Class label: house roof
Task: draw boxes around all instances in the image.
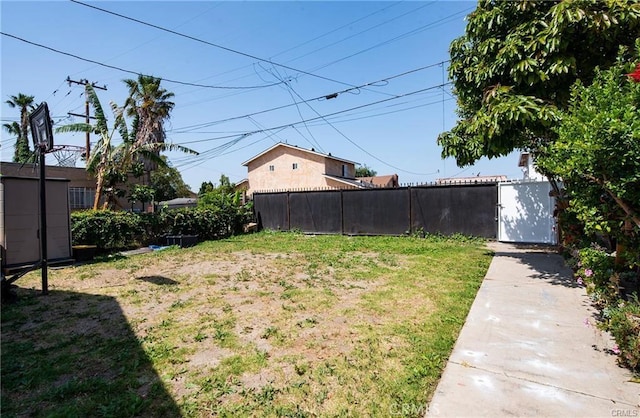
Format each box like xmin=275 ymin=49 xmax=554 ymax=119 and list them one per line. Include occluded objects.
xmin=356 ymin=174 xmax=398 ymax=187
xmin=323 ymin=174 xmax=376 ymax=189
xmin=158 ymin=198 xmax=198 ymax=206
xmin=241 ymin=142 xmax=359 ymax=166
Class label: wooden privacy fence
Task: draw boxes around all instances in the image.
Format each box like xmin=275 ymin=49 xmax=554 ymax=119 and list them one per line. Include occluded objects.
xmin=253 ymin=183 xmax=498 ymax=238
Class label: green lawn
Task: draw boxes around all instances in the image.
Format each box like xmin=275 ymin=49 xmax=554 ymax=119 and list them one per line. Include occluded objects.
xmin=1 ymin=232 xmax=492 ymax=417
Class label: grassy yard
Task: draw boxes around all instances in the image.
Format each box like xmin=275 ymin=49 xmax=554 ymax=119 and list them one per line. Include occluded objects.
xmin=1 ymin=232 xmax=492 ymax=417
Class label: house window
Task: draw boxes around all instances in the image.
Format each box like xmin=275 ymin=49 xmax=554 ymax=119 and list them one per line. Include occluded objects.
xmin=269 ymin=165 xmax=275 ymax=172
xmin=292 ymin=163 xmax=298 ymax=170
xmin=69 ymin=187 xmax=95 ymax=209
xmin=342 ymin=164 xmax=348 ymax=177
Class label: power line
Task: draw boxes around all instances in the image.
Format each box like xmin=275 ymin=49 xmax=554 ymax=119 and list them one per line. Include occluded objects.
xmin=0 ymin=31 xmax=287 ymax=90
xmin=272 ymin=1 xmax=405 ymax=61
xmin=309 ymin=8 xmax=471 ymax=74
xmin=170 ymin=1 xmax=406 ymax=100
xmin=284 ymin=2 xmax=437 ymax=68
xmin=170 ymin=61 xmax=448 ymax=133
xmin=268 ymin=64 xmax=436 ymax=176
xmin=70 ymin=0 xmax=362 ymax=89
xmin=176 ymin=82 xmax=451 ymax=146
xmin=172 ymin=96 xmax=450 ymax=176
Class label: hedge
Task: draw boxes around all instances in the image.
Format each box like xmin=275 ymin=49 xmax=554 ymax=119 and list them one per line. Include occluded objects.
xmin=71 ymin=204 xmax=253 ymax=250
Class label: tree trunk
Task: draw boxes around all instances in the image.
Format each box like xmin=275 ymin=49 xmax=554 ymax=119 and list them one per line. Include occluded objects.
xmin=93 ymin=171 xmax=105 ymax=210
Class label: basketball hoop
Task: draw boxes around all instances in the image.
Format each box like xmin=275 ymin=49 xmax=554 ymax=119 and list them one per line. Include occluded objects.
xmin=50 ymin=145 xmax=85 ymax=167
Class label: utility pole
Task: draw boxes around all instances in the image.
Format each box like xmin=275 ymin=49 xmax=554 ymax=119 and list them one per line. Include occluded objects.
xmin=66 ymin=77 xmax=106 ymax=161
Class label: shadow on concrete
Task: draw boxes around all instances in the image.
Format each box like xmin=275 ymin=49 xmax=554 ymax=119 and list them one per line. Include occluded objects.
xmin=492 ymin=247 xmax=580 ymax=289
xmin=1 ymin=287 xmax=181 ymax=417
xmin=136 ymin=275 xmax=179 ymax=286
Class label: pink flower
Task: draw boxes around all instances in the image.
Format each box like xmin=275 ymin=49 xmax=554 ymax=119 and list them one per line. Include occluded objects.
xmin=577 ymin=277 xmax=584 ymax=285
xmin=584 ymin=269 xmax=593 ymax=277
xmin=612 ymin=344 xmax=621 ymax=355
xmin=583 ymin=318 xmax=591 ymax=327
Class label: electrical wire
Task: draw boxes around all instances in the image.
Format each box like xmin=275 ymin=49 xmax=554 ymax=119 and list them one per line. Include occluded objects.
xmin=176 ymin=82 xmax=451 ymax=146
xmin=170 ymin=61 xmax=448 ymax=133
xmin=70 ymin=0 xmax=365 ymax=89
xmin=0 ymin=31 xmax=288 ymax=90
xmin=268 ymin=64 xmax=438 ymax=176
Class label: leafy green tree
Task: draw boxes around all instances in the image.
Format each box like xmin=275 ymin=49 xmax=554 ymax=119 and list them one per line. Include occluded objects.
xmin=198 ymin=181 xmax=215 ymax=196
xmin=537 ymin=54 xmax=640 ymax=242
xmin=355 ymin=164 xmax=377 ymax=177
xmin=438 ymin=1 xmax=640 ymax=168
xmin=198 ymin=174 xmax=237 ymax=207
xmin=123 ymin=74 xmax=175 ymax=183
xmin=5 ymin=93 xmax=35 ymax=163
xmin=149 ymin=157 xmax=192 ymax=201
xmin=128 ymin=184 xmax=156 ymax=210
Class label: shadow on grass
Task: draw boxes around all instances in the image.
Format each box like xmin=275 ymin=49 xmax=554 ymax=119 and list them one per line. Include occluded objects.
xmin=136 ymin=275 xmax=179 ymax=286
xmin=1 ymin=287 xmax=181 ymax=417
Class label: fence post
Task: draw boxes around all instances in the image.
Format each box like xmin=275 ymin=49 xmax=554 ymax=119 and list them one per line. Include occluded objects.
xmin=286 ymin=191 xmax=291 ymax=231
xmin=340 ymin=188 xmax=345 ymax=236
xmin=408 ymin=185 xmax=412 ymax=235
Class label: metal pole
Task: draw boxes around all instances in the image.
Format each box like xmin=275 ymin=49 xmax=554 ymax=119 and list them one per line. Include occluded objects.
xmin=85 ymin=86 xmax=91 ymax=159
xmin=39 ymin=145 xmax=48 ymax=295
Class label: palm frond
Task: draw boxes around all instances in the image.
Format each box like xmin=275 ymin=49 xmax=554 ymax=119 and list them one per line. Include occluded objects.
xmin=3 ymin=121 xmax=21 ymax=136
xmin=55 ymin=123 xmax=93 ymax=134
xmin=85 ymin=85 xmax=108 ymax=133
xmin=137 ymin=142 xmax=198 ymax=155
xmin=110 ymin=101 xmax=129 ymax=143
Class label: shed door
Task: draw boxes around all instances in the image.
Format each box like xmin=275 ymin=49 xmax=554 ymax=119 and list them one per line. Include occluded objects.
xmin=498 ymin=181 xmax=557 ymax=244
xmin=1 ymin=178 xmax=40 ymax=266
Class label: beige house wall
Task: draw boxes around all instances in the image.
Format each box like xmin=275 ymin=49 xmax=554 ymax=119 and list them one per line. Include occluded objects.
xmin=325 ymin=158 xmax=355 ymax=178
xmin=246 ymin=146 xmax=355 ymax=194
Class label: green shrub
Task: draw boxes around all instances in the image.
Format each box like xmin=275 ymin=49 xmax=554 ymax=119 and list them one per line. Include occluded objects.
xmin=604 ymin=296 xmax=640 ymax=372
xmin=71 ymin=210 xmax=143 ymax=250
xmin=576 ymin=246 xmax=617 ymax=306
xmin=71 ymin=202 xmax=254 ymax=250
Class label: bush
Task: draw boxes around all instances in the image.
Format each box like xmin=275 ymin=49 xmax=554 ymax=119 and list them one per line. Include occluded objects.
xmin=71 ymin=202 xmax=254 ymax=250
xmin=71 ymin=210 xmax=143 ymax=250
xmin=566 ymin=242 xmax=639 ymax=376
xmin=576 ymin=246 xmax=617 ymax=306
xmin=604 ymin=296 xmax=640 ymax=372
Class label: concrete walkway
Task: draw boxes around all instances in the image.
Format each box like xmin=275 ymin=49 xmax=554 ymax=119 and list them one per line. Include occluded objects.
xmin=427 ymin=242 xmax=639 ymax=417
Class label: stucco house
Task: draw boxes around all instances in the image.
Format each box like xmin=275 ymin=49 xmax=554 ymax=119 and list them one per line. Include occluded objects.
xmin=240 ymin=143 xmax=371 ymax=195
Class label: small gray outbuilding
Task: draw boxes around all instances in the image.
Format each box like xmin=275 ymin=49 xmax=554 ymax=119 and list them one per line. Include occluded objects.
xmin=0 ymin=176 xmax=73 ymax=273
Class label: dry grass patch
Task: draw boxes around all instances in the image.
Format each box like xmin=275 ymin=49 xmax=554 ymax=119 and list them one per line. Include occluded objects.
xmin=2 ymin=232 xmax=491 ymax=417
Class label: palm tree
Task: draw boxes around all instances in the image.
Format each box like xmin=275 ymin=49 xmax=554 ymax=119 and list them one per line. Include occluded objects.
xmin=123 ymin=75 xmax=175 ymax=184
xmin=56 ymin=84 xmax=196 ymax=210
xmin=5 ymin=93 xmax=35 ymax=163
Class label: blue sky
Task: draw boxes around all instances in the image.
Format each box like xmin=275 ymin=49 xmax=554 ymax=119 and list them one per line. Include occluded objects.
xmin=1 ymin=1 xmax=524 ymax=191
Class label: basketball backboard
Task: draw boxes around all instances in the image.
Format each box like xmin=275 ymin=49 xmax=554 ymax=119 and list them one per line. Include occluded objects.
xmin=29 ymin=102 xmax=54 ymax=151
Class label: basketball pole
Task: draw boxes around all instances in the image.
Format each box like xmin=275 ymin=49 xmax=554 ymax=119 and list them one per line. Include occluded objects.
xmin=39 ymin=143 xmax=48 ymax=295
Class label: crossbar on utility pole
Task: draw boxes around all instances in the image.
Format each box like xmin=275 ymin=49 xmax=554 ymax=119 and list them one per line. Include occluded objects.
xmin=66 ymin=77 xmax=106 ymax=160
